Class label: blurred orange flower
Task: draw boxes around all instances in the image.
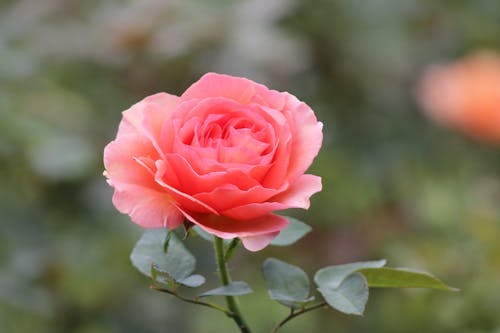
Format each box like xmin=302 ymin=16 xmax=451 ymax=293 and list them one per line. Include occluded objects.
xmin=418 ymin=51 xmax=500 ymax=143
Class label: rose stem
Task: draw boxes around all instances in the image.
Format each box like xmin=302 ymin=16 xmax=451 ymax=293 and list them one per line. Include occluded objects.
xmin=214 ymin=236 xmax=252 ymax=333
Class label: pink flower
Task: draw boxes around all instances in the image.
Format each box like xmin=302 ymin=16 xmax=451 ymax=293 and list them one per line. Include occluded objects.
xmin=418 ymin=51 xmax=500 ymax=144
xmin=104 ymin=73 xmax=323 ymax=251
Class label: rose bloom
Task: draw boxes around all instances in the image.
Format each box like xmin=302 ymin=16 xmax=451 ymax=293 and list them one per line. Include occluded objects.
xmin=104 ymin=73 xmax=323 ymax=251
xmin=418 ymin=51 xmax=500 ymax=143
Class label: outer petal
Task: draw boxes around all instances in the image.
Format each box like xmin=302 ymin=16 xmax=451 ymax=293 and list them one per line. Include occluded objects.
xmin=222 ymin=174 xmax=322 ymax=220
xmin=181 ymin=73 xmax=258 ymax=104
xmin=283 ymin=93 xmax=323 ymax=182
xmin=118 ymin=92 xmax=179 ymax=139
xmin=180 ymin=210 xmax=288 ymax=241
xmin=240 ymin=231 xmax=281 ymax=252
xmin=181 ymin=73 xmax=288 ymax=110
xmin=269 ymin=174 xmax=322 ymax=209
xmin=103 ymin=134 xmax=159 ymax=190
xmin=112 ymin=184 xmax=183 ymax=229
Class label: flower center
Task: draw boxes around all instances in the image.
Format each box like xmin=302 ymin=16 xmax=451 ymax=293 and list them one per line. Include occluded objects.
xmin=193 ymin=114 xmax=270 ymax=164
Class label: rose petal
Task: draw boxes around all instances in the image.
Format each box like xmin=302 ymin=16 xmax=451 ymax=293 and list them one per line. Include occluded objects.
xmin=179 ymin=210 xmax=288 ymax=240
xmin=140 ymin=96 xmax=179 ymax=158
xmin=181 ymin=73 xmax=258 ymax=104
xmin=181 ymin=72 xmax=288 ymax=111
xmin=164 ymin=153 xmax=260 ymax=193
xmin=222 ymin=174 xmax=322 ymax=220
xmin=154 ymin=160 xmax=220 ymax=215
xmin=240 ymin=231 xmax=281 ymax=251
xmin=119 ymin=93 xmax=179 ymax=138
xmin=194 ymin=183 xmax=280 ymax=212
xmin=283 ymin=93 xmax=323 ymax=182
xmin=270 ymin=174 xmax=322 ymax=209
xmin=112 ymin=184 xmax=183 ymax=229
xmin=222 ymin=202 xmax=285 ymax=220
xmin=260 ymin=129 xmax=292 ymax=188
xmin=103 ymin=134 xmax=160 ymax=190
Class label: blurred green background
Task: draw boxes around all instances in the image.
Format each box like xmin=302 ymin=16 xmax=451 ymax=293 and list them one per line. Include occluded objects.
xmin=2 ymin=0 xmax=500 ymax=332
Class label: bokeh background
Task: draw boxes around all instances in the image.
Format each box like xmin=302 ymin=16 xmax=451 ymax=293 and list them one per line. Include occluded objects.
xmin=2 ymin=0 xmax=500 ymax=332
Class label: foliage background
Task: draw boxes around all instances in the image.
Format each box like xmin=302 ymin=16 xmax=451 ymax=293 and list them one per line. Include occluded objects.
xmin=2 ymin=0 xmax=500 ymax=332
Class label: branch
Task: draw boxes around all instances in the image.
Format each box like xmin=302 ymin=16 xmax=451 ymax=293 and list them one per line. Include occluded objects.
xmin=150 ymin=285 xmax=232 ymax=316
xmin=271 ymin=302 xmax=328 ymax=333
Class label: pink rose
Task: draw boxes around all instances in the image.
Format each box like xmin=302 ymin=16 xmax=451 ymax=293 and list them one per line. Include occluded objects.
xmin=103 ymin=73 xmax=323 ymax=251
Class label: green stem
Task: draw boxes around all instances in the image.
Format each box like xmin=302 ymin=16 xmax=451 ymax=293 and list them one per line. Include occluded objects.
xmin=271 ymin=302 xmax=327 ymax=333
xmin=214 ymin=237 xmax=252 ymax=333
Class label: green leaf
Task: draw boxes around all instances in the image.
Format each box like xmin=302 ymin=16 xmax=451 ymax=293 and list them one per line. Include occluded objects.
xmin=359 ymin=267 xmax=459 ymax=291
xmin=271 ymin=217 xmax=312 ymax=246
xmin=192 ymin=225 xmax=214 ymax=242
xmin=151 ymin=264 xmax=179 ymax=290
xmin=262 ymin=258 xmax=313 ymax=307
xmin=152 ymin=266 xmax=205 ymax=288
xmin=318 ymin=273 xmax=368 ymax=316
xmin=224 ymin=238 xmax=240 ymax=262
xmin=314 ymin=259 xmax=386 ymax=290
xmin=130 ymin=229 xmax=196 ymax=282
xmin=200 ymin=281 xmax=253 ymax=297
xmin=177 ymin=274 xmax=206 ymax=288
